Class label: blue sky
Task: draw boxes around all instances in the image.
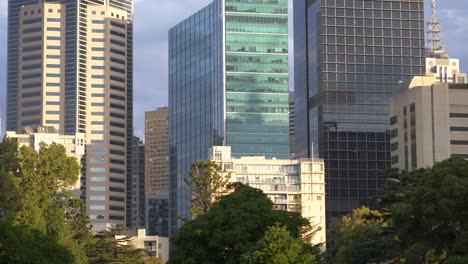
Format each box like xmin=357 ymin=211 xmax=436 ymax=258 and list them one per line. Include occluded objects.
xmin=1 ymin=0 xmax=468 ymax=138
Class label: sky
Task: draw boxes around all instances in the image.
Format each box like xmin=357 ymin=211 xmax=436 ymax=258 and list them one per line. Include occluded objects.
xmin=1 ymin=0 xmax=468 ymax=138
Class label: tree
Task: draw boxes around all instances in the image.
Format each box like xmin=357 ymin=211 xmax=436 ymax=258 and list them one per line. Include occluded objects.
xmin=329 ymin=158 xmax=468 ymax=263
xmin=241 ymin=223 xmax=318 ymax=264
xmin=170 ymin=183 xmax=315 ymax=264
xmin=184 ymin=160 xmax=229 ymax=217
xmin=328 ymin=207 xmax=401 ymax=264
xmin=86 ymin=228 xmax=149 ymax=264
xmin=0 ymin=140 xmax=87 ymax=263
xmin=387 ymin=158 xmax=468 ymax=263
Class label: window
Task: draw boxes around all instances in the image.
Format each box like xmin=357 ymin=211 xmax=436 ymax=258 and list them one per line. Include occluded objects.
xmin=46 ymin=110 xmax=60 ymax=115
xmin=46 ymin=64 xmax=61 ymax=68
xmin=91 ymin=130 xmax=105 ymax=135
xmin=92 ymin=38 xmax=106 ymax=42
xmin=22 ymin=101 xmax=41 ymax=107
xmin=22 ymin=73 xmax=41 ymax=79
xmin=46 ymin=82 xmax=60 ymax=86
xmin=46 ymin=101 xmax=60 ymax=105
xmin=46 ymin=18 xmax=61 ymax=22
xmin=46 ymin=54 xmax=60 ymax=59
xmin=90 ymin=167 xmax=106 ymax=173
xmin=90 ymin=149 xmax=106 ymax=154
xmin=92 ymin=19 xmax=106 ymax=24
xmin=91 ymin=94 xmax=105 ymax=98
xmin=92 ymin=29 xmax=106 ymax=33
xmin=92 ymin=47 xmax=106 ymax=52
xmin=23 ymin=27 xmax=42 ymax=34
xmin=23 ymin=54 xmax=42 ymax=61
xmin=111 ymin=21 xmax=125 ymax=29
xmin=46 ymin=45 xmax=61 ymax=50
xmin=90 ymin=186 xmax=106 ymax=191
xmin=23 ymin=82 xmax=41 ymax=89
xmin=22 ymin=45 xmax=41 ymax=52
xmin=90 ymin=205 xmax=105 ymax=210
xmin=22 ymin=64 xmax=41 ymax=70
xmin=91 ymin=102 xmax=105 ymax=107
xmin=91 ymin=83 xmax=105 ymax=88
xmin=92 ymin=121 xmax=105 ymax=125
xmin=91 ymin=140 xmax=105 ymax=144
xmin=23 ymin=36 xmax=42 ymax=43
xmin=317 ymin=196 xmax=322 ymax=201
xmin=48 ymin=9 xmax=53 ymax=13
xmin=23 ymin=17 xmax=42 ymax=25
xmin=89 ymin=215 xmax=105 ymax=220
xmin=22 ymin=92 xmax=41 ymax=98
xmin=46 ymin=73 xmax=60 ymax=78
xmin=92 ymin=56 xmax=105 ymax=61
xmin=46 ymin=120 xmax=60 ymax=124
xmin=90 ymin=177 xmax=106 ymax=182
xmin=46 ymin=27 xmax=61 ymax=31
xmin=90 ymin=158 xmax=106 ymax=163
xmin=90 ymin=196 xmax=105 ymax=201
xmin=92 ymin=75 xmax=106 ymax=79
xmin=45 ymin=92 xmax=60 ymax=96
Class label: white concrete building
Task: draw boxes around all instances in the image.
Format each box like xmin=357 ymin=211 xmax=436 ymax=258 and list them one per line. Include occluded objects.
xmin=425 ymin=57 xmax=466 ymax=84
xmin=209 ymin=146 xmax=326 ymax=246
xmin=390 ymin=76 xmax=468 ymax=170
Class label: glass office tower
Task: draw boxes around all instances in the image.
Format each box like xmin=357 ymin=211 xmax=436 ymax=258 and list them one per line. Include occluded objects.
xmin=293 ymin=0 xmax=424 ymax=223
xmin=169 ymin=0 xmax=289 ymax=235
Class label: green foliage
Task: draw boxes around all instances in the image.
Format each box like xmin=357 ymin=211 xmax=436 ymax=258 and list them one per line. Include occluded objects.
xmin=241 ymin=223 xmax=318 ymax=264
xmin=86 ymin=228 xmax=148 ymax=264
xmin=170 ymin=183 xmax=314 ymax=264
xmin=0 ymin=140 xmax=86 ymax=263
xmin=184 ymin=160 xmax=229 ymax=217
xmin=329 ymin=207 xmax=401 ymax=264
xmin=329 ymin=157 xmax=468 ymax=263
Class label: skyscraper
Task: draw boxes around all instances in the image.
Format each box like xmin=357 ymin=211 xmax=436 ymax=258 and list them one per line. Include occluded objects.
xmin=293 ymin=0 xmax=425 ymax=222
xmin=169 ymin=0 xmax=289 ymax=235
xmin=7 ymin=0 xmax=133 ymax=230
xmin=145 ymin=107 xmax=169 ymax=236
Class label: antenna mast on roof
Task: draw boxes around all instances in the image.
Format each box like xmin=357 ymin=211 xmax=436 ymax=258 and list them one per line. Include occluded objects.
xmin=426 ymin=0 xmax=448 ymax=59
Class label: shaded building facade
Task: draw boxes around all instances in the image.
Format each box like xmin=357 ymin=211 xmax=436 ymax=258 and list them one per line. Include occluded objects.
xmin=169 ymin=0 xmax=289 ymax=235
xmin=145 ymin=108 xmax=169 ymax=236
xmin=293 ymin=0 xmax=425 ymax=222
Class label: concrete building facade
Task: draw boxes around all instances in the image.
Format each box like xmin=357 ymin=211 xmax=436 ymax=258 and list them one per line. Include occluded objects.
xmin=425 ymin=58 xmax=466 ymax=84
xmin=117 ymin=229 xmax=169 ymax=262
xmin=7 ymin=0 xmax=134 ymax=230
xmin=209 ymin=146 xmax=326 ymax=246
xmin=390 ymin=76 xmax=468 ymax=170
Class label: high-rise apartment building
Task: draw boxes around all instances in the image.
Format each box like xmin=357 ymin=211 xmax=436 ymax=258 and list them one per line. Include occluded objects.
xmin=293 ymin=0 xmax=425 ymax=222
xmin=169 ymin=0 xmax=289 ymax=234
xmin=7 ymin=0 xmax=133 ymax=230
xmin=390 ymin=76 xmax=468 ymax=170
xmin=145 ymin=108 xmax=169 ymax=236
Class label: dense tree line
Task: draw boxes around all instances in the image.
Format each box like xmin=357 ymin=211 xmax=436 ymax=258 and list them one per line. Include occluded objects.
xmin=328 ymin=158 xmax=468 ymax=264
xmin=0 ymin=138 xmax=157 ymax=263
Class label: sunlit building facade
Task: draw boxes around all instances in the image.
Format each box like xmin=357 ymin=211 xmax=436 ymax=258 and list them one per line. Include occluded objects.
xmin=7 ymin=0 xmax=134 ymax=230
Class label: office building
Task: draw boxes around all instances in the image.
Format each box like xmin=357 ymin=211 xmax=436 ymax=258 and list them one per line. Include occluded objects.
xmin=293 ymin=0 xmax=425 ymax=222
xmin=209 ymin=146 xmax=326 ymax=246
xmin=390 ymin=76 xmax=468 ymax=170
xmin=7 ymin=0 xmax=134 ymax=230
xmin=169 ymin=0 xmax=289 ymax=234
xmin=145 ymin=108 xmax=169 ymax=236
xmin=128 ymin=136 xmax=145 ymax=230
xmin=5 ymin=128 xmax=85 ymax=197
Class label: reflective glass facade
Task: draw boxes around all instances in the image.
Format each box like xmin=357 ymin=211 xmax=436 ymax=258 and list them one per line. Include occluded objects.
xmin=293 ymin=0 xmax=424 ymax=224
xmin=169 ymin=0 xmax=289 ymax=235
xmin=225 ymin=0 xmax=290 ymax=158
xmin=169 ymin=1 xmax=224 ymax=235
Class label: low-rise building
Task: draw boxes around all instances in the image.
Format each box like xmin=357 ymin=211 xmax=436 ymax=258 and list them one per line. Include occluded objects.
xmin=209 ymin=146 xmax=326 ymax=246
xmin=6 ymin=128 xmax=85 ymax=196
xmin=117 ymin=229 xmax=169 ymax=262
xmin=390 ymin=76 xmax=468 ymax=170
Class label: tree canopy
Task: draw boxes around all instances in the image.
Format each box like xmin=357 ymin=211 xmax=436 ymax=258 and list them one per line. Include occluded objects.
xmin=170 ymin=182 xmax=316 ymax=264
xmin=329 ymin=157 xmax=468 ymax=264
